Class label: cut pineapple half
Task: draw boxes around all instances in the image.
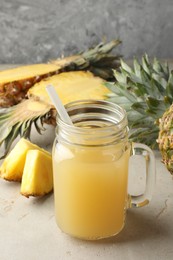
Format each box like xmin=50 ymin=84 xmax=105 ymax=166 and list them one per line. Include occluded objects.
xmin=0 ymin=138 xmax=49 ymax=181
xmin=0 ymin=40 xmax=121 ymax=108
xmin=21 ymin=149 xmax=53 ymax=197
xmin=0 ymin=71 xmax=111 ymax=159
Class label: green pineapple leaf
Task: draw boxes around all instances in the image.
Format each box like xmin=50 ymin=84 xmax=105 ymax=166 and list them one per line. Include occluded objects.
xmin=106 ymin=55 xmax=172 ymax=148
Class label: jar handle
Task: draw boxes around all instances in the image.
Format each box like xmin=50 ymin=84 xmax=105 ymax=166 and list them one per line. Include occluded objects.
xmin=128 ymin=142 xmax=156 ymax=208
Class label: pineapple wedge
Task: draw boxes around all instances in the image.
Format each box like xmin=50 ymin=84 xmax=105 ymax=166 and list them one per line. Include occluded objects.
xmin=21 ymin=149 xmax=53 ymax=197
xmin=0 ymin=138 xmax=48 ymax=181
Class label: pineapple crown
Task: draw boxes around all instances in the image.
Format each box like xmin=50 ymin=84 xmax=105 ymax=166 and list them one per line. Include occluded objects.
xmin=106 ymin=54 xmax=173 ymax=148
xmin=60 ymin=39 xmax=122 ymax=80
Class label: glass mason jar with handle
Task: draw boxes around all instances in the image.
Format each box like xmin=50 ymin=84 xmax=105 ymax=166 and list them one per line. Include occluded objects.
xmin=52 ymin=100 xmax=155 ymax=240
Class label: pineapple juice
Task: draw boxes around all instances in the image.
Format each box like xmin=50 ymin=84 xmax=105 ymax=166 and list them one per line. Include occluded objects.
xmin=53 ymin=128 xmax=131 ymax=240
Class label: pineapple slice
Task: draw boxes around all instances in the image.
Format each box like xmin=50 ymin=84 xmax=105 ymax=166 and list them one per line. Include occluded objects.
xmin=0 ymin=138 xmax=48 ymax=181
xmin=21 ymin=149 xmax=53 ymax=197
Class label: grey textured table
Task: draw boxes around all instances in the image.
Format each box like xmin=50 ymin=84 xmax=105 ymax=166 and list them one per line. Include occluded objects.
xmin=0 ymin=65 xmax=173 ymax=260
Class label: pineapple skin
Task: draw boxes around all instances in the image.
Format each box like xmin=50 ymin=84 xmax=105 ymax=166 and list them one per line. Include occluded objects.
xmin=20 ymin=149 xmax=53 ymax=197
xmin=0 ymin=138 xmax=47 ymax=181
xmin=158 ymin=104 xmax=173 ymax=175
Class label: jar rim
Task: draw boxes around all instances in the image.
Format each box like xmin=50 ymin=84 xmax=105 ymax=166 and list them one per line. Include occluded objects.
xmin=56 ymin=99 xmax=128 ymax=136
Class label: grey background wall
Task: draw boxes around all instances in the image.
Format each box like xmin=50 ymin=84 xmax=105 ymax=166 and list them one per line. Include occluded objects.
xmin=0 ymin=0 xmax=173 ymax=64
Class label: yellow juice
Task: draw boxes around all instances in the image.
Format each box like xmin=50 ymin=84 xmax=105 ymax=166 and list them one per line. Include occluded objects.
xmin=53 ymin=143 xmax=130 ymax=240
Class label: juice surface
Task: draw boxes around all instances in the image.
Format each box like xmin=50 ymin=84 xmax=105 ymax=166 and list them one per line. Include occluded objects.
xmin=53 ymin=142 xmax=130 ymax=240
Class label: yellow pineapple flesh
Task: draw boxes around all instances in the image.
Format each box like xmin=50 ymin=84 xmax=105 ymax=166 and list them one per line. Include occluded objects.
xmin=0 ymin=138 xmax=49 ymax=181
xmin=0 ymin=64 xmax=61 ymax=85
xmin=20 ymin=149 xmax=53 ymax=197
xmin=28 ymin=71 xmax=110 ymax=105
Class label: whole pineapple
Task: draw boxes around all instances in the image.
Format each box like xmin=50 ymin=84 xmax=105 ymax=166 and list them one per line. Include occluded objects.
xmin=158 ymin=104 xmax=173 ymax=174
xmin=106 ymin=55 xmax=173 ymax=174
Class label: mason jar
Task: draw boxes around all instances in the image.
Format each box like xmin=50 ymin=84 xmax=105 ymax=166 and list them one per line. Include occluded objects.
xmin=52 ymin=100 xmax=155 ymax=240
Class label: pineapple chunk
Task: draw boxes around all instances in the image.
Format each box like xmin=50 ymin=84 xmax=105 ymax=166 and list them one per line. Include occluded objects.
xmin=0 ymin=138 xmax=48 ymax=181
xmin=21 ymin=149 xmax=53 ymax=197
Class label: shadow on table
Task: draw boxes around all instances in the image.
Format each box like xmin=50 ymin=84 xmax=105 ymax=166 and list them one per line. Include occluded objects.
xmin=69 ymin=209 xmax=167 ymax=245
xmin=26 ymin=194 xmax=168 ymax=245
xmin=108 ymin=210 xmax=163 ymax=243
xmin=30 ymin=192 xmax=53 ymax=205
